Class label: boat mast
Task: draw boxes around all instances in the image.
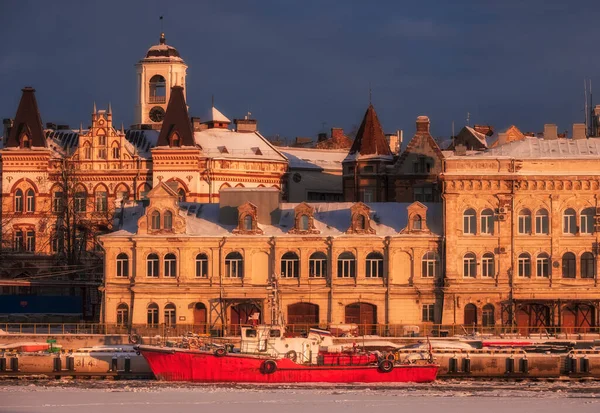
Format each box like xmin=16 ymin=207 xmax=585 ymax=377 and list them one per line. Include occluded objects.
xmin=268 ymin=272 xmax=284 ymax=326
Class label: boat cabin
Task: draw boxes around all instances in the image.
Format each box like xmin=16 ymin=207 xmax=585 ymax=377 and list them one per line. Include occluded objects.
xmin=239 ymin=325 xmax=322 ymax=364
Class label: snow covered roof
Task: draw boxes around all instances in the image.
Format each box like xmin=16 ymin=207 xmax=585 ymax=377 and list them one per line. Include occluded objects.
xmin=469 ymin=136 xmax=600 ymax=159
xmin=280 ymin=147 xmax=346 ymax=171
xmin=110 ymin=201 xmax=442 ymax=237
xmin=125 ymin=129 xmax=159 ymax=157
xmin=193 ymin=129 xmax=287 ymax=162
xmin=464 ymin=126 xmax=488 ymax=147
xmin=141 ymin=33 xmax=184 ymax=63
xmin=203 ymin=106 xmax=231 ymax=123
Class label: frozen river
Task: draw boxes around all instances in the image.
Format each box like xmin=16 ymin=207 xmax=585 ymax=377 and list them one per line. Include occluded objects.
xmin=1 ymin=380 xmax=599 ymax=413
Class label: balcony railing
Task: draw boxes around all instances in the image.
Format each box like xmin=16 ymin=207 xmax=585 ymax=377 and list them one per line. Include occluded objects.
xmin=148 ymin=96 xmax=166 ymax=104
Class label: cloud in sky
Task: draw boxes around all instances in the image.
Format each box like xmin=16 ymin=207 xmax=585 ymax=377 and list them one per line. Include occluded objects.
xmin=1 ymin=0 xmax=599 ymax=140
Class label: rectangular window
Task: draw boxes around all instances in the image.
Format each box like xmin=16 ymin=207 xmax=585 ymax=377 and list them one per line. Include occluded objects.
xmin=337 ymin=260 xmax=355 ymax=278
xmin=422 ymin=304 xmax=435 ymax=322
xmin=581 ymin=215 xmax=594 ymax=234
xmin=563 ymin=213 xmax=577 ymax=234
xmin=482 ymin=256 xmax=494 ymax=278
xmin=147 ymin=308 xmax=158 ymax=326
xmin=25 ymin=231 xmax=35 ymax=252
xmin=309 ymin=258 xmax=327 ymax=278
xmin=535 ymin=214 xmax=549 ymax=234
xmin=52 ymin=192 xmax=64 ymax=213
xmin=480 ymin=215 xmax=494 ymax=235
xmin=518 ymin=215 xmax=531 ymax=234
xmin=362 ymin=189 xmax=373 ymax=203
xmin=14 ymin=231 xmax=23 ymax=252
xmin=95 ymin=191 xmax=108 ymax=212
xmin=366 ymin=259 xmax=383 ymax=278
xmin=196 ymin=259 xmax=208 ymax=278
xmin=147 ymin=260 xmax=159 ymax=278
xmin=75 ymin=192 xmax=86 ymax=213
xmin=226 ymin=259 xmax=243 ymax=278
xmin=536 ymin=257 xmax=549 ymax=278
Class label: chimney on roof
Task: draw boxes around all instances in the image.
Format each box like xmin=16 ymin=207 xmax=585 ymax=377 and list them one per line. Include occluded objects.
xmin=191 ymin=117 xmax=202 ymax=132
xmin=330 ymin=128 xmax=344 ymax=141
xmin=416 ymin=116 xmax=430 ymax=133
xmin=473 ymin=124 xmax=494 ymax=136
xmin=455 ymin=144 xmax=467 ymax=156
xmin=572 ymin=123 xmax=587 ymax=140
xmin=317 ymin=132 xmax=328 ymax=142
xmin=386 ymin=130 xmax=402 ymax=154
xmin=3 ymin=118 xmax=13 ymax=139
xmin=544 ymin=124 xmax=558 ymax=140
xmin=497 ymin=132 xmax=508 ymax=146
xmin=234 ymin=117 xmax=258 ymax=133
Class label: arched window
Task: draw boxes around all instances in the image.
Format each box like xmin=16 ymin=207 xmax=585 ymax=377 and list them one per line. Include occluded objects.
xmin=14 ymin=189 xmax=23 ymax=212
xmin=281 ymin=252 xmax=299 ymax=278
xmin=146 ymin=253 xmax=159 ymax=277
xmin=463 ymin=252 xmax=476 ymax=278
xmin=366 ymin=252 xmax=384 ymax=278
xmin=151 ymin=211 xmax=160 ymax=230
xmin=95 ymin=190 xmax=107 ymax=212
xmin=116 ymin=303 xmax=129 ymax=327
xmin=463 ymin=208 xmax=476 ymax=234
xmin=25 ymin=231 xmax=35 ymax=252
xmin=196 ymin=253 xmax=208 ymax=278
xmin=116 ymin=253 xmax=129 ymax=278
xmin=25 ymin=189 xmax=35 ymax=212
xmin=357 ymin=215 xmax=366 ymax=230
xmin=412 ymin=215 xmax=423 ymax=231
xmin=83 ymin=143 xmax=91 ymax=160
xmin=177 ymin=188 xmax=186 ymax=203
xmin=581 ymin=252 xmax=595 ymax=279
xmin=163 ymin=211 xmax=173 ymax=230
xmin=480 ymin=209 xmax=494 ymax=235
xmin=563 ymin=208 xmax=577 ymax=234
xmin=164 ymin=303 xmax=176 ymax=327
xmin=243 ymin=215 xmax=253 ymax=231
xmin=536 ymin=253 xmax=550 ymax=278
xmin=580 ymin=208 xmax=595 ymax=234
xmin=170 ymin=132 xmax=180 ymax=147
xmin=14 ymin=230 xmax=24 ymax=252
xmin=52 ymin=189 xmax=64 ymax=213
xmin=518 ymin=209 xmax=532 ymax=234
xmin=164 ymin=253 xmax=177 ymax=278
xmin=74 ymin=190 xmax=87 ymax=213
xmin=518 ymin=253 xmax=531 ymax=277
xmin=21 ymin=135 xmax=30 ymax=148
xmin=482 ymin=252 xmax=495 ymax=278
xmin=112 ymin=145 xmax=120 ymax=159
xmin=147 ymin=303 xmax=159 ymax=326
xmin=337 ymin=252 xmax=356 ymax=278
xmin=421 ymin=251 xmax=439 ymax=278
xmin=149 ymin=75 xmax=166 ymax=102
xmin=299 ymin=215 xmax=309 ymax=231
xmin=562 ymin=252 xmax=576 ymax=278
xmin=482 ymin=304 xmax=495 ymax=327
xmin=225 ymin=252 xmax=243 ymax=278
xmin=309 ymin=252 xmax=327 ymax=278
xmin=535 ymin=209 xmax=549 ymax=234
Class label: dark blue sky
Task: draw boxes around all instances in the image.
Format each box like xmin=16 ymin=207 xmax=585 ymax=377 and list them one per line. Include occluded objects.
xmin=1 ymin=0 xmax=598 ymax=140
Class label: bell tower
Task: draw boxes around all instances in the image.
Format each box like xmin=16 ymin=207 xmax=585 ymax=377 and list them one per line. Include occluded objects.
xmin=134 ymin=32 xmax=187 ymax=129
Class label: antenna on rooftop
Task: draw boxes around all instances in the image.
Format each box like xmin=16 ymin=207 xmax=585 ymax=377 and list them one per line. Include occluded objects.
xmin=585 ymin=78 xmax=589 ymax=132
xmin=452 ymin=121 xmax=455 ymax=147
xmin=466 ymin=112 xmax=470 ymax=127
xmin=590 ymin=79 xmax=593 ymax=136
xmin=211 ymin=95 xmax=214 ymax=108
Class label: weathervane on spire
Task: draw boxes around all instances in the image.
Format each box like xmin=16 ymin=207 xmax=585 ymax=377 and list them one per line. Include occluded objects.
xmin=159 ymin=16 xmax=165 ymax=44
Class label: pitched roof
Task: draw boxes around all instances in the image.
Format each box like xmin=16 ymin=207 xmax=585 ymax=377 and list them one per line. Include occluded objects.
xmin=395 ymin=116 xmax=444 ymax=168
xmin=5 ymin=87 xmax=47 ymax=148
xmin=490 ymin=125 xmax=525 ymax=148
xmin=346 ymin=104 xmax=392 ymax=159
xmin=156 ymin=86 xmax=195 ymax=147
xmin=203 ymin=106 xmax=231 ymax=124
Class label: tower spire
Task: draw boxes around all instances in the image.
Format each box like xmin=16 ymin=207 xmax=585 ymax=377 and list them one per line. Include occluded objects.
xmin=93 ymin=101 xmax=97 ymax=114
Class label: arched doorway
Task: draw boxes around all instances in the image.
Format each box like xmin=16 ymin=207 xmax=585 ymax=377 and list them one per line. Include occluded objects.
xmin=516 ymin=303 xmax=550 ymax=335
xmin=562 ymin=303 xmax=595 ymax=334
xmin=464 ymin=304 xmax=478 ymax=332
xmin=193 ymin=302 xmax=207 ymax=334
xmin=287 ymin=303 xmax=319 ymax=334
xmin=345 ymin=303 xmax=377 ymax=335
xmin=230 ymin=302 xmax=261 ymax=336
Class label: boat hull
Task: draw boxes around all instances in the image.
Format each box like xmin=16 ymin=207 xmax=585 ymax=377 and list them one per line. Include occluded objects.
xmin=138 ymin=347 xmax=438 ymax=383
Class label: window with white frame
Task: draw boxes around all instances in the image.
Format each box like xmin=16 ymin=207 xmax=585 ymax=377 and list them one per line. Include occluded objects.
xmin=580 ymin=208 xmax=595 ymax=234
xmin=52 ymin=191 xmax=64 ymax=213
xmin=309 ymin=252 xmax=327 ymax=278
xmin=164 ymin=253 xmax=177 ymax=278
xmin=14 ymin=230 xmax=24 ymax=252
xmin=146 ymin=253 xmax=159 ymax=277
xmin=535 ymin=209 xmax=549 ymax=234
xmin=95 ymin=191 xmax=107 ymax=212
xmin=480 ymin=209 xmax=494 ymax=235
xmin=74 ymin=191 xmax=87 ymax=213
xmin=337 ymin=252 xmax=356 ymax=278
xmin=536 ymin=253 xmax=550 ymax=278
xmin=422 ymin=304 xmax=435 ymax=322
xmin=25 ymin=231 xmax=35 ymax=252
xmin=366 ymin=252 xmax=384 ymax=278
xmin=164 ymin=303 xmax=176 ymax=327
xmin=518 ymin=253 xmax=531 ymax=277
xmin=562 ymin=252 xmax=576 ymax=278
xmin=14 ymin=189 xmax=23 ymax=213
xmin=581 ymin=252 xmax=595 ymax=279
xmin=116 ymin=253 xmax=129 ymax=278
xmin=195 ymin=253 xmax=208 ymax=278
xmin=463 ymin=209 xmax=476 ymax=234
xmin=362 ymin=189 xmax=373 ymax=203
xmin=518 ymin=209 xmax=532 ymax=234
xmin=421 ymin=251 xmax=439 ymax=278
xmin=116 ymin=303 xmax=128 ymax=326
xmin=147 ymin=303 xmax=159 ymax=326
xmin=25 ymin=189 xmax=35 ymax=212
xmin=482 ymin=252 xmax=495 ymax=278
xmin=563 ymin=208 xmax=577 ymax=234
xmin=225 ymin=252 xmax=243 ymax=278
xmin=280 ymin=252 xmax=299 ymax=278
xmin=164 ymin=211 xmax=173 ymax=230
xmin=463 ymin=252 xmax=476 ymax=278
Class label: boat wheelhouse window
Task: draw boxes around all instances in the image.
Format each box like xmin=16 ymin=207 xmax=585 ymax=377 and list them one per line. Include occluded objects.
xmin=245 ymin=329 xmax=257 ymax=338
xmin=269 ymin=329 xmax=281 ymax=338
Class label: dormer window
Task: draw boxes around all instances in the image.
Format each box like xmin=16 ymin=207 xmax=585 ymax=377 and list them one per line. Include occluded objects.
xmin=289 ymin=203 xmax=319 ymax=234
xmin=151 ymin=211 xmax=161 ymax=230
xmin=233 ymin=202 xmax=263 ymax=235
xmin=169 ymin=132 xmax=181 ymax=147
xmin=20 ymin=134 xmax=31 ymax=148
xmin=243 ymin=215 xmax=253 ymax=231
xmin=299 ymin=215 xmax=309 ymax=231
xmin=164 ymin=211 xmax=173 ymax=230
xmin=402 ymin=202 xmax=430 ymax=234
xmin=346 ymin=202 xmax=375 ymax=234
xmin=413 ymin=215 xmax=422 ymax=230
xmin=357 ymin=215 xmax=366 ymax=230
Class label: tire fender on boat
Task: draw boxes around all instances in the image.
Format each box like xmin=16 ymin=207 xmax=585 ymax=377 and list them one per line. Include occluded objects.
xmin=386 ymin=352 xmax=395 ymax=362
xmin=129 ymin=334 xmax=141 ymax=344
xmin=214 ymin=348 xmax=227 ymax=357
xmin=285 ymin=350 xmax=297 ymax=362
xmin=261 ymin=359 xmax=278 ymax=374
xmin=378 ymin=359 xmax=394 ymax=373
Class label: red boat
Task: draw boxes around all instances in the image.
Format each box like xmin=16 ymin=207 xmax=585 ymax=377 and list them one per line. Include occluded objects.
xmin=136 ymin=326 xmax=438 ymax=383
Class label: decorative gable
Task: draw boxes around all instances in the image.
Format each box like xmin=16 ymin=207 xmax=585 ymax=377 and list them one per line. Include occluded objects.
xmin=400 ymin=201 xmax=430 ymax=234
xmin=288 ymin=202 xmax=320 ymax=234
xmin=136 ymin=182 xmax=185 ymax=235
xmin=233 ymin=201 xmax=263 ymax=235
xmin=394 ymin=116 xmax=443 ymax=174
xmin=346 ymin=202 xmax=375 ymax=234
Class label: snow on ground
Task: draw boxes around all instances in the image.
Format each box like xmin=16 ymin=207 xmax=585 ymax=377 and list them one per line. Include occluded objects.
xmin=0 ymin=380 xmax=599 ymax=413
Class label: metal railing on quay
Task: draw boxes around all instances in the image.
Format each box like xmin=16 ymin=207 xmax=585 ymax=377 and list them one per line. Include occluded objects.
xmin=1 ymin=322 xmax=599 ymax=339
